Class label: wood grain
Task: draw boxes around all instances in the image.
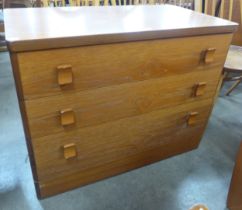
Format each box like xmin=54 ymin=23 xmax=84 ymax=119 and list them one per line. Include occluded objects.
xmin=39 ymin=125 xmax=204 ymax=198
xmin=230 ymin=0 xmax=242 ymax=45
xmin=25 ymin=70 xmax=222 ymax=138
xmin=31 ymin=99 xmax=212 ymax=195
xmin=4 ymin=5 xmax=237 ymax=52
xmin=9 ymin=53 xmax=42 ymax=198
xmin=6 ymin=5 xmax=236 ymax=199
xmin=17 ymin=34 xmax=232 ymax=100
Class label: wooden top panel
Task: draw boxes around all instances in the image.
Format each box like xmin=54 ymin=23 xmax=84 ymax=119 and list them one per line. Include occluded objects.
xmin=4 ymin=5 xmax=237 ymax=52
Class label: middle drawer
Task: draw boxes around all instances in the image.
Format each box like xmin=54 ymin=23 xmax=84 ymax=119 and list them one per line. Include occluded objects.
xmin=25 ymin=70 xmax=220 ymax=139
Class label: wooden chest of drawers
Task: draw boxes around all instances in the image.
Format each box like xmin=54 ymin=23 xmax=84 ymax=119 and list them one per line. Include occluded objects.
xmin=4 ymin=5 xmax=237 ymax=198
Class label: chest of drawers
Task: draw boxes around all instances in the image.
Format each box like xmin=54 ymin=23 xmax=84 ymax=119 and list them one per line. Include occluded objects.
xmin=4 ymin=5 xmax=237 ymax=198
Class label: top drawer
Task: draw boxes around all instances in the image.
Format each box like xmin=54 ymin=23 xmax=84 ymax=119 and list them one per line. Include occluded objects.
xmin=16 ymin=34 xmax=231 ymax=100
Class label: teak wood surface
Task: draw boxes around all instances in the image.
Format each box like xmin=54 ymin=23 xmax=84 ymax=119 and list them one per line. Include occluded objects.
xmin=24 ymin=70 xmax=223 ymax=139
xmin=5 ymin=6 xmax=237 ymax=198
xmin=35 ymin=99 xmax=211 ymax=197
xmin=16 ymin=34 xmax=232 ymax=100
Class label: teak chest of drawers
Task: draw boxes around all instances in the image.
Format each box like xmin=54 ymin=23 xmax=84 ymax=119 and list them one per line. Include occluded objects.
xmin=4 ymin=5 xmax=237 ymax=198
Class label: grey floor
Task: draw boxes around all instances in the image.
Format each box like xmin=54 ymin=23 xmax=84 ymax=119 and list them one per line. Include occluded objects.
xmin=0 ymin=51 xmax=242 ymax=210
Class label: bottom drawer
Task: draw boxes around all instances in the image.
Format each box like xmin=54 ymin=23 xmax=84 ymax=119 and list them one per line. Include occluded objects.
xmin=31 ymin=99 xmax=213 ymax=198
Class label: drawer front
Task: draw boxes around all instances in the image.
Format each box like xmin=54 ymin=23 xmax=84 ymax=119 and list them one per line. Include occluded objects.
xmin=31 ymin=99 xmax=212 ymax=197
xmin=17 ymin=34 xmax=231 ymax=100
xmin=26 ymin=70 xmax=219 ymax=139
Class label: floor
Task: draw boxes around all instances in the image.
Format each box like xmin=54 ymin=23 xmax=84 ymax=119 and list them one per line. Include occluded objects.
xmin=0 ymin=51 xmax=241 ymax=210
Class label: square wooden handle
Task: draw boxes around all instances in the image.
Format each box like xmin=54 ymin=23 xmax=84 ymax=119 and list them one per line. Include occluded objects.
xmin=63 ymin=143 xmax=77 ymax=160
xmin=57 ymin=64 xmax=73 ymax=86
xmin=194 ymin=82 xmax=207 ymax=97
xmin=187 ymin=112 xmax=199 ymax=126
xmin=60 ymin=109 xmax=75 ymax=126
xmin=204 ymin=48 xmax=216 ymax=64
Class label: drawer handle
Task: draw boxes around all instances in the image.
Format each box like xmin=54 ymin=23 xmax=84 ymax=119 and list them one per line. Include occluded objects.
xmin=60 ymin=109 xmax=75 ymax=126
xmin=187 ymin=112 xmax=199 ymax=126
xmin=194 ymin=82 xmax=207 ymax=97
xmin=204 ymin=48 xmax=216 ymax=64
xmin=57 ymin=64 xmax=73 ymax=86
xmin=63 ymin=143 xmax=77 ymax=160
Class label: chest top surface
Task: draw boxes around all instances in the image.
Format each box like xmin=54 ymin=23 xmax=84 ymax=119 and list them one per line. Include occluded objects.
xmin=4 ymin=5 xmax=237 ymax=52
